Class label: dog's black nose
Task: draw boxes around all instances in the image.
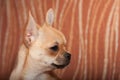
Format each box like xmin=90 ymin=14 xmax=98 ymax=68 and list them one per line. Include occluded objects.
xmin=64 ymin=52 xmax=71 ymax=60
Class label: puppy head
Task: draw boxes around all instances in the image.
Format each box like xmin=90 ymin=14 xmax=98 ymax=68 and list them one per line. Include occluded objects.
xmin=24 ymin=8 xmax=71 ymax=70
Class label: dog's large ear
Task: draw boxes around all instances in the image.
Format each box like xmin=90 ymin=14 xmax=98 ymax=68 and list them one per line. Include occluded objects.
xmin=46 ymin=8 xmax=54 ymax=26
xmin=24 ymin=12 xmax=38 ymax=47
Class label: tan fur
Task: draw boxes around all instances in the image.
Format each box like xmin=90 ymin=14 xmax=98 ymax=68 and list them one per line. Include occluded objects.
xmin=10 ymin=8 xmax=71 ymax=80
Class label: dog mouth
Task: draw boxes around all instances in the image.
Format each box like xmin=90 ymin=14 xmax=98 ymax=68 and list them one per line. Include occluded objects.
xmin=51 ymin=61 xmax=70 ymax=69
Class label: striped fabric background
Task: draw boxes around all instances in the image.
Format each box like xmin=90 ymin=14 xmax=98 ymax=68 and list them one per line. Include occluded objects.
xmin=0 ymin=0 xmax=120 ymax=80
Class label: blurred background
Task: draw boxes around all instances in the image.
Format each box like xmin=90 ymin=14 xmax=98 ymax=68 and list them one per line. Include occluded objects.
xmin=0 ymin=0 xmax=120 ymax=80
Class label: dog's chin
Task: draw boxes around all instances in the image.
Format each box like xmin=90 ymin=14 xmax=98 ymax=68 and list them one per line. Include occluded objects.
xmin=51 ymin=61 xmax=70 ymax=69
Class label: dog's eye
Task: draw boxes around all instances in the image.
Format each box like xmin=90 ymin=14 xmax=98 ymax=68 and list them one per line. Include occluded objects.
xmin=50 ymin=45 xmax=58 ymax=51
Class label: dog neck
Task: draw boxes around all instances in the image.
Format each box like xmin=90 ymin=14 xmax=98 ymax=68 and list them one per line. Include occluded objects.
xmin=10 ymin=44 xmax=60 ymax=80
xmin=21 ymin=46 xmax=53 ymax=79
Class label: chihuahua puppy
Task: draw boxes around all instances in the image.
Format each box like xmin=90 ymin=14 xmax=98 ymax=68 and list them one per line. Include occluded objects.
xmin=10 ymin=8 xmax=71 ymax=80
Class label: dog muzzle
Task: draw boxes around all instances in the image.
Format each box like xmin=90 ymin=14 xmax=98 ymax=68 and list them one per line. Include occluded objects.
xmin=51 ymin=53 xmax=71 ymax=69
